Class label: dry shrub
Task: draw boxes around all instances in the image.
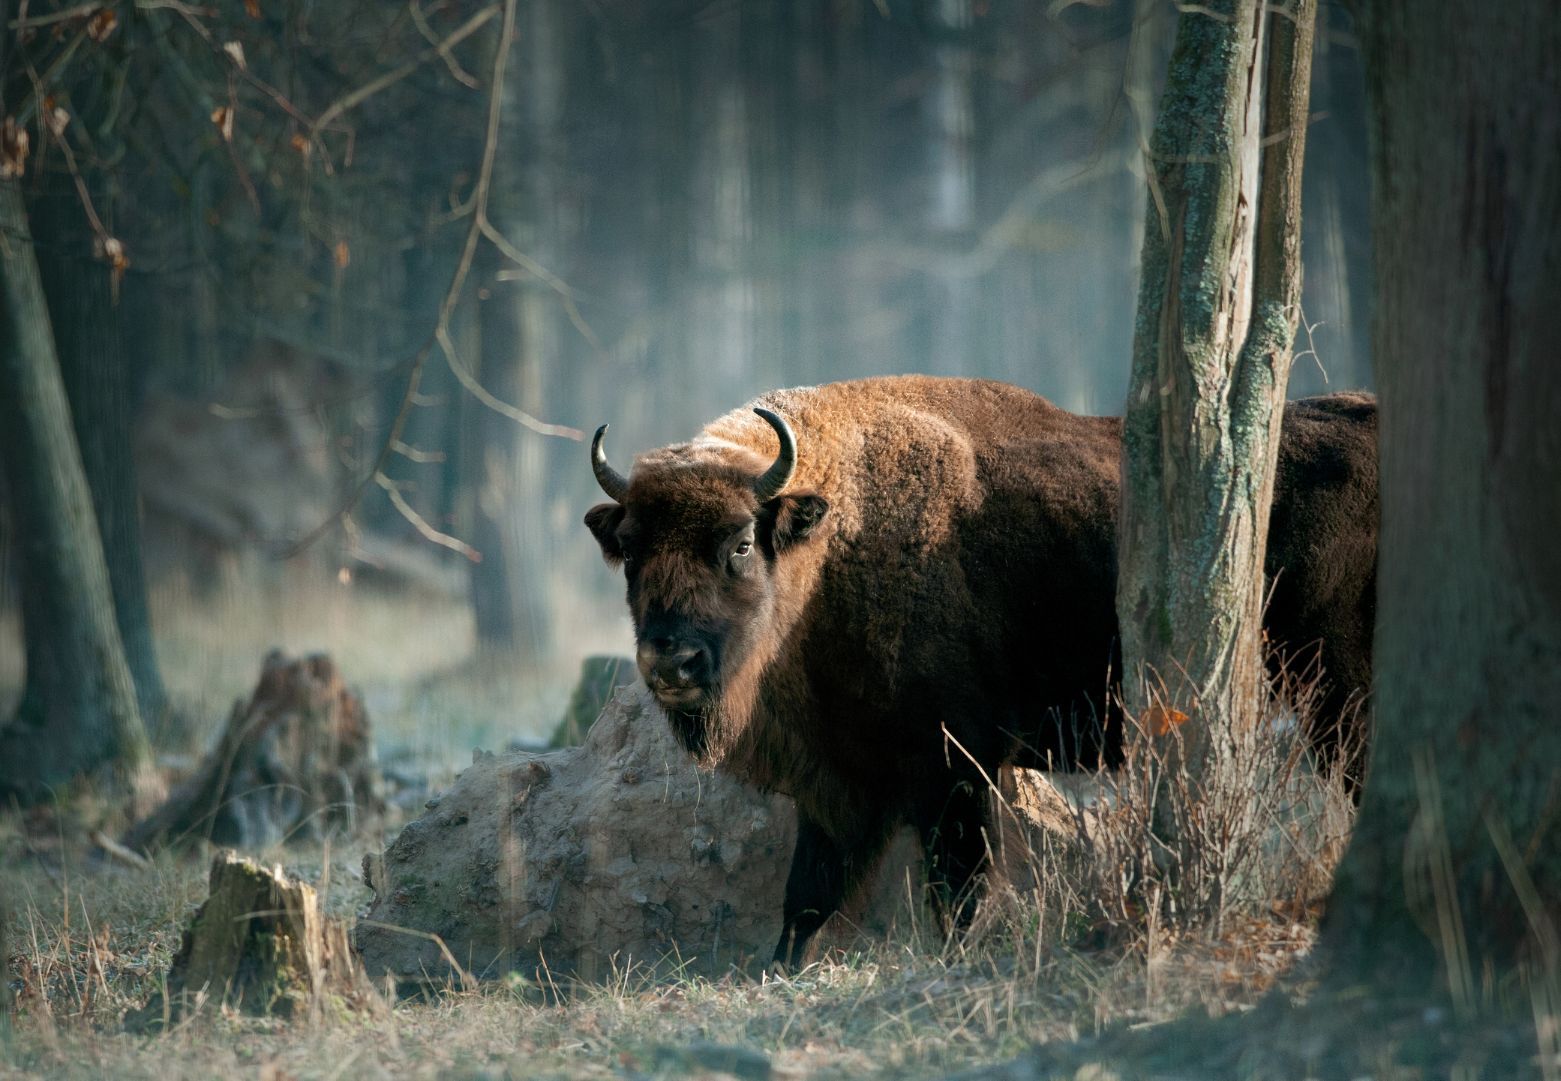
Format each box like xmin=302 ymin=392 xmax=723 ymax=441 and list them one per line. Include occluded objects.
xmin=971 ymin=655 xmax=1361 ymax=955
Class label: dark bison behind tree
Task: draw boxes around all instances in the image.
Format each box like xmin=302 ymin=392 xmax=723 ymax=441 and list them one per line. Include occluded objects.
xmin=583 ymin=374 xmax=1377 ymax=965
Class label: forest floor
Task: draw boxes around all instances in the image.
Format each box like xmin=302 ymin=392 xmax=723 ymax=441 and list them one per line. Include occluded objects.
xmin=0 ymin=818 xmax=1322 ymax=1080
xmin=0 ymin=578 xmax=1549 ymax=1078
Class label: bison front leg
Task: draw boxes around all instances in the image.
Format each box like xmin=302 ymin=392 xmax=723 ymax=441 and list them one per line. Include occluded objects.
xmin=912 ymin=773 xmax=992 ymax=935
xmin=773 ymin=812 xmax=890 ymax=969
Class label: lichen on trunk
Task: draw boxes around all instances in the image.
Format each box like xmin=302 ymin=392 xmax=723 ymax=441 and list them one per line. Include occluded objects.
xmin=1116 ymin=0 xmax=1316 ymax=802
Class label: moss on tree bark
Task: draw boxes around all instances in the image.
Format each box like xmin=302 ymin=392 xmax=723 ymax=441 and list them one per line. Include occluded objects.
xmin=1116 ymin=0 xmax=1315 ymax=790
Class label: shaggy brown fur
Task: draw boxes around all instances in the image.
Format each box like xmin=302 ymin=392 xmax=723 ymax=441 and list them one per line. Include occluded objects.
xmin=585 ymin=375 xmax=1377 ymax=965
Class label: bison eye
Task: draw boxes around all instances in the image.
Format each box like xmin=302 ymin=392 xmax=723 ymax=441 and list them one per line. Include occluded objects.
xmin=734 ymin=540 xmax=753 ymax=557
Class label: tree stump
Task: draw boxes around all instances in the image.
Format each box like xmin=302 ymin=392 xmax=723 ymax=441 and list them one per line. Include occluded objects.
xmin=123 ymin=651 xmax=384 ymax=853
xmin=127 ymin=851 xmax=381 ymax=1029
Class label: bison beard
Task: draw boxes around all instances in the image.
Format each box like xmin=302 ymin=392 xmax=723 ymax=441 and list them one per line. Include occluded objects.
xmin=585 ymin=376 xmax=1377 ymax=967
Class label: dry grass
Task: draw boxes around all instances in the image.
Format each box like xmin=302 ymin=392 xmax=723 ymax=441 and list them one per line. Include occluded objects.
xmin=0 ymin=828 xmax=1320 ymax=1081
xmin=1 ymin=574 xmax=1371 ymax=1079
xmin=1034 ymin=666 xmax=1358 ymax=945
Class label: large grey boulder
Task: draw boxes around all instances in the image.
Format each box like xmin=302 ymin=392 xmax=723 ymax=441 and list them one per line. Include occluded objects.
xmin=356 ymin=684 xmax=796 ymax=985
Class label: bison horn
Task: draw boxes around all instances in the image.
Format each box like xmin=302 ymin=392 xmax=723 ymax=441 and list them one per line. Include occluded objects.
xmin=752 ymin=407 xmax=797 ymax=502
xmin=591 ymin=425 xmax=630 ymax=502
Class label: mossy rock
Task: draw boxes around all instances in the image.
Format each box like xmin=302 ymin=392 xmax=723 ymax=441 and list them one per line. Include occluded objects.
xmin=548 ymin=655 xmax=635 ymax=748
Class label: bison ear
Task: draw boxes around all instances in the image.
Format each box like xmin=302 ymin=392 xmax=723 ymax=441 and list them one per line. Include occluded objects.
xmin=584 ymin=503 xmax=626 ymax=564
xmin=764 ymin=492 xmax=830 ymax=553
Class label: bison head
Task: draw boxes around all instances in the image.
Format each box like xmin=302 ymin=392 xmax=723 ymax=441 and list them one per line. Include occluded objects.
xmin=584 ymin=408 xmax=829 ymax=758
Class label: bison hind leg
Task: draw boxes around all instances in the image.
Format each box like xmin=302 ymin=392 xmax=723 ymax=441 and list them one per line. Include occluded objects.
xmin=911 ymin=773 xmax=993 ymax=937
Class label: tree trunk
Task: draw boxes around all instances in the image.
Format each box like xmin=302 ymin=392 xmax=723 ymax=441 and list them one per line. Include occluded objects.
xmin=122 ymin=651 xmax=384 ymax=854
xmin=33 ymin=187 xmax=170 ymax=734
xmin=1318 ymin=1 xmax=1561 ymax=996
xmin=0 ymin=180 xmax=152 ymax=803
xmin=467 ymin=249 xmax=542 ymax=659
xmin=464 ymin=0 xmax=564 ymax=663
xmin=1116 ymin=1 xmax=1314 ymax=769
xmin=926 ymin=0 xmax=978 ymax=378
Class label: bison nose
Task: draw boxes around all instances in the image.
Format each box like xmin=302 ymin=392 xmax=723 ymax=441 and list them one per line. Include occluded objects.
xmin=638 ymin=638 xmax=711 ymax=690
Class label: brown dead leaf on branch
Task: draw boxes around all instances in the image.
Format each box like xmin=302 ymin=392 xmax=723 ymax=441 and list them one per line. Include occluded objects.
xmin=1146 ymin=704 xmax=1191 ymax=737
xmin=211 ymin=105 xmax=234 ymax=142
xmin=86 ymin=8 xmax=118 ymax=42
xmin=2 ymin=117 xmax=31 ymax=178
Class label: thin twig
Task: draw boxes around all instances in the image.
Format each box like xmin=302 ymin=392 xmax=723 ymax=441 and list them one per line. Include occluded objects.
xmin=282 ymin=338 xmax=434 ymax=558
xmin=409 ymin=0 xmax=480 ymax=88
xmin=377 ymin=473 xmax=480 ymax=561
xmin=7 ymin=2 xmax=98 ymax=29
xmin=310 ymin=5 xmax=498 ymax=138
xmin=434 ymin=0 xmax=584 ymax=438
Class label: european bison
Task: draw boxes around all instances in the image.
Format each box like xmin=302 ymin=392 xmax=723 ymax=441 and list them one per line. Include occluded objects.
xmin=584 ymin=376 xmax=1376 ymax=965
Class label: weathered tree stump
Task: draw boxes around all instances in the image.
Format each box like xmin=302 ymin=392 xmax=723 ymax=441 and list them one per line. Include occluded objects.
xmin=123 ymin=651 xmax=384 ymax=853
xmin=127 ymin=851 xmax=381 ymax=1029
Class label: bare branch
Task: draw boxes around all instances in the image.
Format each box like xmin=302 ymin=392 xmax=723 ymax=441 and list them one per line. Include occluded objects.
xmin=376 ymin=473 xmax=480 ymax=562
xmin=286 ymin=0 xmax=580 ymax=558
xmin=435 ymin=0 xmax=584 ymax=438
xmin=7 ymin=2 xmax=99 ymax=29
xmin=409 ymin=0 xmax=480 ymax=89
xmin=311 ymin=5 xmax=498 ymax=138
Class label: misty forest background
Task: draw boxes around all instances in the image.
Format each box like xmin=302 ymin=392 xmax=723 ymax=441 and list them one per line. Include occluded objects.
xmin=0 ymin=0 xmax=1372 ymax=765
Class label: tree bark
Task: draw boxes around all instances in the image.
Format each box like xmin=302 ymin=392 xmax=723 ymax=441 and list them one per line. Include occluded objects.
xmin=0 ymin=180 xmax=152 ymax=803
xmin=33 ymin=187 xmax=170 ymax=734
xmin=1318 ymin=1 xmax=1561 ymax=995
xmin=1116 ymin=0 xmax=1315 ymax=761
xmin=467 ymin=248 xmax=543 ymax=659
